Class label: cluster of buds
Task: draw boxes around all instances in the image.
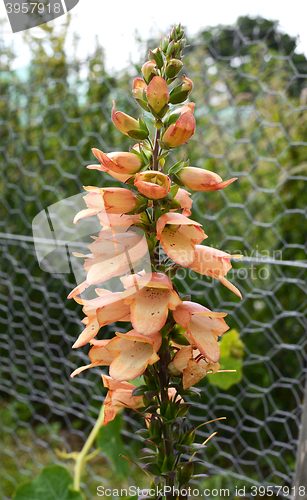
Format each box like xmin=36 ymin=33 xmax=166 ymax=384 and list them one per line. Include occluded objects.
xmin=69 ymin=24 xmax=241 ymax=492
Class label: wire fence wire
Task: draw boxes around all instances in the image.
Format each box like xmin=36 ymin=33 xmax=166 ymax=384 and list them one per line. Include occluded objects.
xmin=1 ymin=15 xmax=307 ymax=500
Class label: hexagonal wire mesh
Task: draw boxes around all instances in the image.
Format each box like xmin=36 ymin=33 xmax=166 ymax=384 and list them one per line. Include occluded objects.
xmin=1 ymin=15 xmax=307 ymax=500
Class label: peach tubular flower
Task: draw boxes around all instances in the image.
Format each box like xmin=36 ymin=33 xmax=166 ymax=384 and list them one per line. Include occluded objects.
xmin=97 ymin=212 xmax=140 ymax=230
xmin=146 ymin=76 xmax=169 ymax=115
xmin=189 ymin=245 xmax=243 ymax=298
xmin=106 ymin=330 xmax=161 ymax=381
xmin=71 ymin=339 xmax=114 ymax=377
xmin=156 ymin=212 xmax=207 ymax=267
xmin=70 ymin=291 xmax=131 ymax=347
xmin=73 ymin=187 xmax=143 ymax=224
xmin=173 ymin=188 xmax=193 ymax=216
xmin=120 ymin=272 xmax=181 ymax=335
xmin=169 ymin=345 xmax=220 ymax=390
xmin=101 ymin=375 xmax=144 ymax=426
xmin=173 ymin=301 xmax=229 ymax=363
xmin=177 ymin=166 xmax=237 ymax=192
xmin=134 ymin=172 xmax=171 ymax=200
xmin=84 ymin=231 xmax=149 ymax=286
xmin=71 ymin=330 xmax=161 ymax=381
xmin=112 ymin=101 xmax=148 ymax=140
xmin=162 ymin=103 xmax=195 ymax=148
xmin=91 ymin=148 xmax=143 ymax=175
xmin=86 ymin=164 xmax=131 ymax=184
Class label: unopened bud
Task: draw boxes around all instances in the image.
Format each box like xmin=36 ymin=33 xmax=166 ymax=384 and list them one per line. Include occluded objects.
xmin=142 ymin=59 xmax=158 ymax=84
xmin=146 ymin=76 xmax=169 ymax=116
xmin=166 ymin=39 xmax=175 ymax=56
xmin=169 ymin=75 xmax=193 ymax=105
xmin=165 ymin=58 xmax=183 ymax=79
xmin=161 ymin=37 xmax=169 ymax=53
xmin=149 ymin=47 xmax=164 ymax=69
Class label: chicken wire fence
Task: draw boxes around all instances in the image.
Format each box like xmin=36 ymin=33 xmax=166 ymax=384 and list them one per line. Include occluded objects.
xmin=1 ymin=15 xmax=307 ymax=500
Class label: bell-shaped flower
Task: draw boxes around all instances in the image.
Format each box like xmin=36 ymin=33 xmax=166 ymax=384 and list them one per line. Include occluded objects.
xmin=71 ymin=330 xmax=161 ymax=382
xmin=146 ymin=76 xmax=169 ymax=116
xmin=101 ymin=375 xmax=144 ymax=426
xmin=141 ymin=59 xmax=158 ymax=84
xmin=162 ymin=103 xmax=195 ymax=148
xmin=91 ymin=148 xmax=143 ymax=175
xmin=106 ymin=330 xmax=161 ymax=381
xmin=120 ymin=272 xmax=181 ymax=335
xmin=189 ymin=245 xmax=243 ymax=298
xmin=83 ymin=230 xmax=149 ymax=287
xmin=177 ymin=166 xmax=237 ymax=191
xmin=112 ymin=101 xmax=149 ymax=140
xmin=168 ymin=345 xmax=220 ymax=390
xmin=156 ymin=212 xmax=207 ymax=267
xmin=173 ymin=188 xmax=193 ymax=216
xmin=134 ymin=171 xmax=171 ymax=200
xmin=97 ymin=212 xmax=141 ymax=230
xmin=74 ymin=186 xmax=144 ymax=224
xmin=173 ymin=301 xmax=228 ymax=363
xmin=69 ymin=289 xmax=131 ymax=346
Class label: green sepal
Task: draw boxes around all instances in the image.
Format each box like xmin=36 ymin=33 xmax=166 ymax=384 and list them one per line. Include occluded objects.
xmin=147 ymin=103 xmax=169 ymax=120
xmin=181 ymin=429 xmax=195 ymax=446
xmin=166 ymin=40 xmax=176 ymax=56
xmin=135 ymin=98 xmax=150 ymax=112
xmin=170 ymin=327 xmax=190 ymax=346
xmin=144 ymin=374 xmax=158 ymax=391
xmin=158 ymin=138 xmax=170 ymax=151
xmin=138 ymin=116 xmax=150 ymax=134
xmin=149 ymin=48 xmax=164 ymax=69
xmin=169 ymin=90 xmax=189 ymax=105
xmin=177 ymin=462 xmax=194 ymax=487
xmin=129 ymin=146 xmax=144 ymax=161
xmin=177 ymin=404 xmax=190 ymax=417
xmin=161 ymin=37 xmax=169 ymax=53
xmin=170 ymin=184 xmax=180 ymax=198
xmin=168 ymin=159 xmax=187 ymax=176
xmin=160 ymin=454 xmax=176 ymax=473
xmin=143 ymin=463 xmax=161 ymax=476
xmin=131 ymin=385 xmax=148 ymax=397
xmin=128 ymin=129 xmax=149 ymax=140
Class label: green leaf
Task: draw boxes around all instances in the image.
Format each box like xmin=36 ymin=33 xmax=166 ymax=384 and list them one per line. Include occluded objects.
xmin=207 ymin=329 xmax=244 ymax=390
xmin=97 ymin=414 xmax=130 ymax=478
xmin=13 ymin=465 xmax=84 ymax=500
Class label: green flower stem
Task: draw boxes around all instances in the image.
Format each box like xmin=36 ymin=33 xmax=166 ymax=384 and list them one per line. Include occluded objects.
xmin=152 ymin=128 xmax=161 ymax=171
xmin=73 ymin=404 xmax=105 ymax=492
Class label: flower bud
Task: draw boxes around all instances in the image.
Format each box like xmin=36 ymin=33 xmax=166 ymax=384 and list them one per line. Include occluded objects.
xmin=141 ymin=59 xmax=158 ymax=84
xmin=132 ymin=78 xmax=147 ymax=100
xmin=134 ymin=171 xmax=171 ymax=200
xmin=161 ymin=37 xmax=169 ymax=53
xmin=146 ymin=76 xmax=169 ymax=116
xmin=169 ymin=75 xmax=193 ymax=104
xmin=112 ymin=101 xmax=149 ymax=140
xmin=92 ymin=148 xmax=143 ymax=175
xmin=165 ymin=58 xmax=183 ymax=79
xmin=162 ymin=103 xmax=195 ymax=148
xmin=177 ymin=166 xmax=237 ymax=192
xmin=149 ymin=47 xmax=164 ymax=69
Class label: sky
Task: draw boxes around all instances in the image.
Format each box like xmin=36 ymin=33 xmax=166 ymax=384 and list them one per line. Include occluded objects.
xmin=1 ymin=0 xmax=307 ymax=72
